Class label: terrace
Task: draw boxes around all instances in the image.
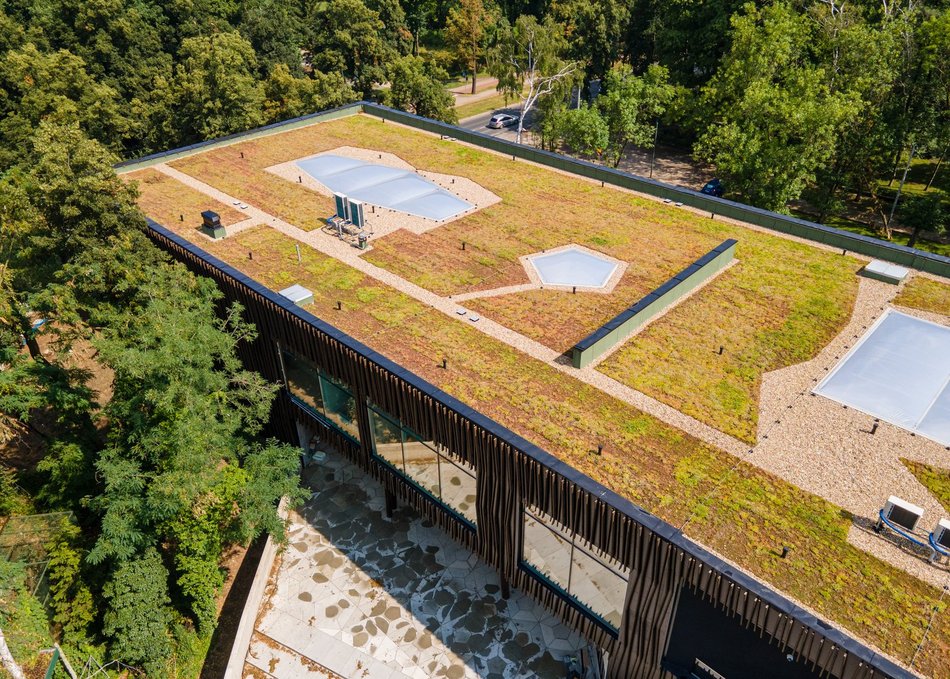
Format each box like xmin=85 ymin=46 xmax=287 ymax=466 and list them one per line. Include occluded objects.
xmin=122 ymin=111 xmax=950 ymax=677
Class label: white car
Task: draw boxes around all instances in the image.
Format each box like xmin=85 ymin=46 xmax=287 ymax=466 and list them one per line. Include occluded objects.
xmin=487 ymin=113 xmax=519 ymax=129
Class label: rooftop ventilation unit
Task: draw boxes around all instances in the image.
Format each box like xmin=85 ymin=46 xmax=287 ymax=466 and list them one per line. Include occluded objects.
xmin=933 ymin=519 xmax=950 ymax=551
xmin=278 ymin=284 xmax=314 ymax=307
xmin=200 ymin=210 xmax=226 ymax=239
xmin=883 ymin=496 xmax=924 ymax=532
xmin=350 ymin=199 xmax=365 ymax=228
xmin=333 ymin=193 xmax=350 ymax=221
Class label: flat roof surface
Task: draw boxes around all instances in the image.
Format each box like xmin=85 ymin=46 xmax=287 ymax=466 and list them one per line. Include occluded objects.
xmin=122 ymin=110 xmax=950 ymax=676
xmin=297 ymin=154 xmax=472 ymax=221
xmin=815 ymin=311 xmax=950 ymax=445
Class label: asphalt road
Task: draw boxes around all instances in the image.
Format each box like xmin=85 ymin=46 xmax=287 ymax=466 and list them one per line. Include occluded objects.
xmin=458 ymin=104 xmax=531 ymax=143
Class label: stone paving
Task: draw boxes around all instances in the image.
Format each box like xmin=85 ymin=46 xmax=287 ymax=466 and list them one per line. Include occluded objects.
xmin=246 ymin=451 xmax=586 ymax=679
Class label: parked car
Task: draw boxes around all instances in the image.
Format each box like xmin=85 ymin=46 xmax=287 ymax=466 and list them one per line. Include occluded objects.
xmin=487 ymin=113 xmax=519 ymax=129
xmin=700 ymin=178 xmax=724 ymax=197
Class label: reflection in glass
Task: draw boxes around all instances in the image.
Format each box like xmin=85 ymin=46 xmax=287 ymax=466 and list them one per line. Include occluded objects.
xmin=281 ymin=350 xmax=325 ymax=416
xmin=570 ymin=539 xmax=628 ymax=629
xmin=367 ymin=403 xmax=478 ymax=526
xmin=320 ymin=375 xmax=360 ymax=441
xmin=522 ymin=506 xmax=630 ymax=630
xmin=439 ymin=454 xmax=478 ymax=524
xmin=523 ymin=510 xmax=572 ymax=589
xmin=402 ymin=430 xmax=441 ymax=500
xmin=369 ymin=407 xmax=403 ymax=469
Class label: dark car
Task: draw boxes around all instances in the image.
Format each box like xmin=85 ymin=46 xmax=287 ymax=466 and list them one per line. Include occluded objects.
xmin=700 ymin=178 xmax=724 ymax=197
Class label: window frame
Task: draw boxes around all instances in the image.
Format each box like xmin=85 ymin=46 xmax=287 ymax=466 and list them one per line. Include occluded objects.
xmin=520 ymin=505 xmax=629 ymax=635
xmin=278 ymin=345 xmax=361 ymax=445
xmin=367 ymin=402 xmax=477 ymax=530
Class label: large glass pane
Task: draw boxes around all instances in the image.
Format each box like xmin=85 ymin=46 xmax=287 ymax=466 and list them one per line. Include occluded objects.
xmin=438 ymin=452 xmax=477 ymax=524
xmin=402 ymin=430 xmax=441 ymax=499
xmin=568 ymin=539 xmax=630 ymax=629
xmin=523 ymin=509 xmax=572 ymax=592
xmin=281 ymin=350 xmax=325 ymax=416
xmin=369 ymin=407 xmax=404 ymax=470
xmin=319 ymin=375 xmax=360 ymax=441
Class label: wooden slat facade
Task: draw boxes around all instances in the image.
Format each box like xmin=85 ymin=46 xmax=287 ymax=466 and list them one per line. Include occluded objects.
xmin=146 ymin=221 xmax=912 ymax=679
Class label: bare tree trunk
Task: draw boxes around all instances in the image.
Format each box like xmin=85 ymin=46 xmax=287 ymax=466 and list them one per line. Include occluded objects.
xmin=887 ymin=144 xmax=915 ymax=228
xmin=0 ymin=626 xmax=27 ymax=679
xmin=925 ymin=143 xmax=947 ymax=191
xmin=471 ymin=48 xmax=478 ymax=95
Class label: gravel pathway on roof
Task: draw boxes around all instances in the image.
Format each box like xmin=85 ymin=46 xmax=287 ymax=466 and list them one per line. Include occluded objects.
xmin=751 ymin=274 xmax=950 ymax=585
xmin=156 ymin=161 xmax=950 ymax=588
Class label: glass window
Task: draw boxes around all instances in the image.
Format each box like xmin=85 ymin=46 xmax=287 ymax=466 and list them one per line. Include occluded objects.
xmin=368 ymin=403 xmax=477 ymax=526
xmin=439 ymin=453 xmax=477 ymax=525
xmin=402 ymin=430 xmax=441 ymax=499
xmin=281 ymin=349 xmax=325 ymax=417
xmin=569 ymin=538 xmax=628 ymax=629
xmin=523 ymin=509 xmax=573 ymax=588
xmin=319 ymin=374 xmax=360 ymax=442
xmin=279 ymin=348 xmax=360 ymax=443
xmin=369 ymin=407 xmax=403 ymax=469
xmin=522 ymin=506 xmax=630 ymax=630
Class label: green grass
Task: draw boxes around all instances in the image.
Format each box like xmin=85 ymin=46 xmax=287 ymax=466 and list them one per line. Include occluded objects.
xmin=894 ymin=276 xmax=950 ymax=315
xmin=599 ymin=238 xmax=858 ymax=443
xmin=902 ymin=459 xmax=950 ymax=514
xmin=876 ymin=156 xmax=950 ymax=200
xmin=455 ymin=91 xmax=514 ymax=120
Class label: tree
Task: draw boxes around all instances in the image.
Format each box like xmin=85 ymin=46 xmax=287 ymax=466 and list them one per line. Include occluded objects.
xmin=239 ymin=0 xmax=307 ymax=75
xmin=445 ymin=0 xmax=497 ymax=94
xmin=0 ymin=625 xmax=26 ymax=679
xmin=0 ymin=44 xmax=129 ymax=166
xmin=308 ymin=0 xmax=394 ymax=98
xmin=598 ymin=63 xmax=675 ymax=167
xmin=171 ymin=32 xmax=265 ymax=143
xmin=403 ymin=0 xmax=436 ymax=55
xmin=490 ymin=14 xmax=579 ymax=144
xmin=101 ymin=548 xmax=174 ymax=675
xmin=900 ymin=191 xmax=949 ymax=248
xmin=262 ymin=63 xmax=357 ymax=124
xmin=367 ymin=0 xmax=413 ymax=57
xmin=550 ymin=0 xmax=630 ymax=88
xmin=20 ymin=121 xmax=143 ymax=271
xmin=694 ymin=3 xmax=859 ymax=211
xmin=387 ymin=55 xmax=458 ymax=123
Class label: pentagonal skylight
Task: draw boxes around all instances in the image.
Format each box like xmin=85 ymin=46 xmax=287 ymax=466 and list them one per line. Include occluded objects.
xmin=526 ymin=247 xmax=619 ymax=289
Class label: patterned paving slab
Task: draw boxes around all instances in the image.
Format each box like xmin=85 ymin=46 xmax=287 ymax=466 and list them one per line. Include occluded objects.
xmin=247 ymin=451 xmax=585 ymax=678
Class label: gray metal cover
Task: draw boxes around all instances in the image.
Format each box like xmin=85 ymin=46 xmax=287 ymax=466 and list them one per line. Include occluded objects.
xmin=278 ymin=284 xmax=314 ymax=306
xmin=814 ymin=310 xmax=950 ymax=445
xmin=297 ymin=155 xmax=472 ymax=221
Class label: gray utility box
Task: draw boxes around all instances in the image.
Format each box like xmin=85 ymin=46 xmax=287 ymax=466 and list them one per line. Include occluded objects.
xmin=279 ymin=284 xmax=314 ymax=307
xmin=200 ymin=210 xmax=226 ymax=239
xmin=859 ymin=260 xmax=909 ymax=285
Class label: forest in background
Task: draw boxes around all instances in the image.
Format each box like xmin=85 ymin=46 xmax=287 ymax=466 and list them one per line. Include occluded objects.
xmin=0 ymin=0 xmax=947 ymax=676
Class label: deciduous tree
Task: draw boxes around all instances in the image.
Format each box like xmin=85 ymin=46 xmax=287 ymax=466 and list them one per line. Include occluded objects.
xmin=446 ymin=0 xmax=497 ymax=94
xmin=490 ymin=14 xmax=579 ymax=144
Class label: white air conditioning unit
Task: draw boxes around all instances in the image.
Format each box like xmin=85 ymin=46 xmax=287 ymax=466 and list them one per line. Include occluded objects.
xmin=933 ymin=518 xmax=950 ymax=551
xmin=883 ymin=496 xmax=924 ymax=532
